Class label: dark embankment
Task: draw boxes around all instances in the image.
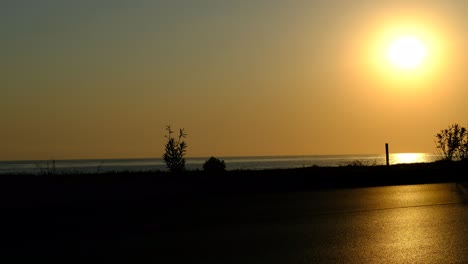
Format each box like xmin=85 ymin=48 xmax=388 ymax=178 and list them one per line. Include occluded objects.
xmin=1 ymin=160 xmax=467 ymax=208
xmin=0 ymin=160 xmax=467 ymax=261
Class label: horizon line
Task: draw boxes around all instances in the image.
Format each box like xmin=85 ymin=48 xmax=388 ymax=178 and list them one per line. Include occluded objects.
xmin=0 ymin=152 xmax=441 ymax=162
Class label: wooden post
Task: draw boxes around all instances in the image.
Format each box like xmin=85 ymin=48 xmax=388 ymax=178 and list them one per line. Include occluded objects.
xmin=385 ymin=143 xmax=390 ymax=166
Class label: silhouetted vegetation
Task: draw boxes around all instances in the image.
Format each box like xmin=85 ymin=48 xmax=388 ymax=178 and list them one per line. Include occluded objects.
xmin=435 ymin=123 xmax=468 ymax=161
xmin=162 ymin=126 xmax=187 ymax=173
xmin=35 ymin=159 xmax=57 ymax=176
xmin=341 ymin=159 xmax=379 ymax=167
xmin=203 ymin=156 xmax=226 ymax=173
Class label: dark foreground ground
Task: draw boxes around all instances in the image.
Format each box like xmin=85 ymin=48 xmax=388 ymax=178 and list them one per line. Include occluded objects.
xmin=1 ymin=161 xmax=468 ymax=262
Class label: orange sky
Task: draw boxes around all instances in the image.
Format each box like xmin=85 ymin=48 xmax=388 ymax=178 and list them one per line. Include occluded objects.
xmin=1 ymin=1 xmax=468 ymax=160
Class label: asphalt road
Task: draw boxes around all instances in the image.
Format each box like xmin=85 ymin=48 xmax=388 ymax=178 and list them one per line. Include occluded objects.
xmin=3 ymin=183 xmax=468 ymax=263
xmin=153 ymin=183 xmax=468 ymax=263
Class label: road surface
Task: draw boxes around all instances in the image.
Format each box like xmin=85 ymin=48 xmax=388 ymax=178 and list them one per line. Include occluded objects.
xmin=154 ymin=183 xmax=468 ymax=263
xmin=3 ymin=183 xmax=468 ymax=263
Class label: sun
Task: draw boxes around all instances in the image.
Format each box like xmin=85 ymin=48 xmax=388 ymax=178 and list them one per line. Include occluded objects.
xmin=387 ymin=36 xmax=427 ymax=70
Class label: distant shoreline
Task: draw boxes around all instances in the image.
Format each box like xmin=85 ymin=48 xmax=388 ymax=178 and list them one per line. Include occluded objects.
xmin=0 ymin=153 xmax=443 ymax=175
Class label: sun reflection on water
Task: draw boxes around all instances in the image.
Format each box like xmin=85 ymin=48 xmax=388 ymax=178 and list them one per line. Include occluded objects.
xmin=390 ymin=153 xmax=426 ymax=164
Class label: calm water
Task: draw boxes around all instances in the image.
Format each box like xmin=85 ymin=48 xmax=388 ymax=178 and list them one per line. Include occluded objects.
xmin=0 ymin=153 xmax=442 ymax=175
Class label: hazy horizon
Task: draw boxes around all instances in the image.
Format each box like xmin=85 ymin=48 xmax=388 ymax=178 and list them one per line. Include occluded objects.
xmin=0 ymin=150 xmax=443 ymax=163
xmin=0 ymin=153 xmax=442 ymax=174
xmin=0 ymin=152 xmax=411 ymax=161
xmin=2 ymin=1 xmax=468 ymax=160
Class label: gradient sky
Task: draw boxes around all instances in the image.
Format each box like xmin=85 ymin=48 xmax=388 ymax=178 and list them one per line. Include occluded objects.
xmin=2 ymin=0 xmax=468 ymax=160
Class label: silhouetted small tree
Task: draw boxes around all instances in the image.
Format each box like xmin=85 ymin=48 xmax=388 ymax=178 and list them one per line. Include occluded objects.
xmin=163 ymin=126 xmax=187 ymax=173
xmin=203 ymin=156 xmax=226 ymax=173
xmin=435 ymin=123 xmax=468 ymax=161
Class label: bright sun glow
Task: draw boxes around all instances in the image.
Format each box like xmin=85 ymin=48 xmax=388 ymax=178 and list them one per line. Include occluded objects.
xmin=387 ymin=36 xmax=427 ymax=70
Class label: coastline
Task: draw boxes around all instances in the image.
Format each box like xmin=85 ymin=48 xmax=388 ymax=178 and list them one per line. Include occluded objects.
xmin=0 ymin=153 xmax=442 ymax=175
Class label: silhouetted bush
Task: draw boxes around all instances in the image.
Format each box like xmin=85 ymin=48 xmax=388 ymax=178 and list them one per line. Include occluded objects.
xmin=203 ymin=157 xmax=226 ymax=173
xmin=341 ymin=159 xmax=378 ymax=167
xmin=36 ymin=159 xmax=56 ymax=176
xmin=343 ymin=160 xmax=367 ymax=167
xmin=163 ymin=126 xmax=187 ymax=173
xmin=435 ymin=123 xmax=468 ymax=161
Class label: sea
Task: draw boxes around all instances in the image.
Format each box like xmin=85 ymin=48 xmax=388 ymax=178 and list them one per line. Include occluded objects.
xmin=0 ymin=153 xmax=442 ymax=175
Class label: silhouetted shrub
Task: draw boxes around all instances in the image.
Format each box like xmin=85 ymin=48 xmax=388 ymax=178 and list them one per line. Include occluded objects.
xmin=341 ymin=159 xmax=378 ymax=167
xmin=343 ymin=160 xmax=367 ymax=167
xmin=163 ymin=126 xmax=187 ymax=173
xmin=203 ymin=157 xmax=226 ymax=173
xmin=36 ymin=159 xmax=56 ymax=175
xmin=435 ymin=123 xmax=468 ymax=161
